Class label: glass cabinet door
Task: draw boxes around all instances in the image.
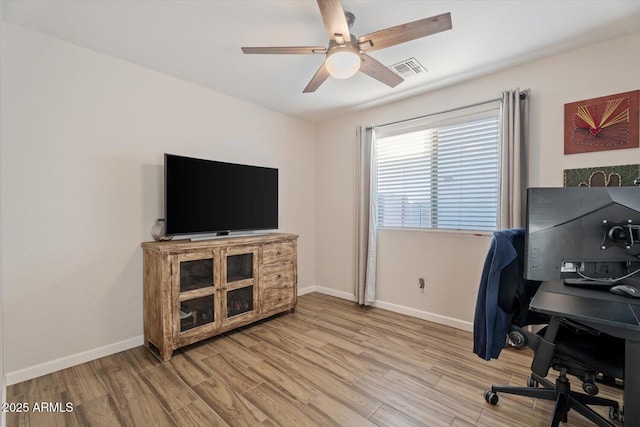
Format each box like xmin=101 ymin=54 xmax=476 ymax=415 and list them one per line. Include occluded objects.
xmin=180 ymin=295 xmax=214 ymax=331
xmin=179 ymin=258 xmax=214 ymax=292
xmin=227 ymin=252 xmax=253 ymax=283
xmin=226 ymin=285 xmax=254 ymax=318
xmin=223 ymin=247 xmax=258 ymax=324
xmin=173 ymin=253 xmax=217 ymax=334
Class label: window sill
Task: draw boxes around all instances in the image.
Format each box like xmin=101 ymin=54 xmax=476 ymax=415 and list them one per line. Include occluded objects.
xmin=378 ymin=227 xmax=493 ymax=237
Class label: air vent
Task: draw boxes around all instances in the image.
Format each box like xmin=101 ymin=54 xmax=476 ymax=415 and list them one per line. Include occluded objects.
xmin=389 ymin=57 xmax=427 ymax=78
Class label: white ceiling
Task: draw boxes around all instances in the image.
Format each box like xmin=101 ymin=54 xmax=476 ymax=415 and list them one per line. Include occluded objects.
xmin=4 ymin=0 xmax=640 ymax=122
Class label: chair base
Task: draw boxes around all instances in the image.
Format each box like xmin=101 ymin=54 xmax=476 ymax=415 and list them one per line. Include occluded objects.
xmin=485 ymin=373 xmax=622 ymax=426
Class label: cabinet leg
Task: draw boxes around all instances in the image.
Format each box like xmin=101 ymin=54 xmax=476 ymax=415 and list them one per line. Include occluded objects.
xmin=160 ymin=348 xmax=173 ymax=362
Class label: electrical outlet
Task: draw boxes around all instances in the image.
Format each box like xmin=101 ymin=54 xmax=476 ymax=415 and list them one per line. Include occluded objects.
xmin=419 ymin=277 xmax=426 ymax=293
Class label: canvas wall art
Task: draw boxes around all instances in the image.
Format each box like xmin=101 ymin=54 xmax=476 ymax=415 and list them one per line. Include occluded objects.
xmin=564 ymin=90 xmax=639 ymax=154
xmin=564 ymin=164 xmax=640 ymax=187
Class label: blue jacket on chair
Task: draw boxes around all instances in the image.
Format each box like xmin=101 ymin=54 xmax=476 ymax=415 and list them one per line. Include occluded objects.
xmin=473 ymin=228 xmax=524 ymax=361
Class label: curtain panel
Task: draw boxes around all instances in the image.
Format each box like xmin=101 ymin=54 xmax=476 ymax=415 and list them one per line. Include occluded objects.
xmin=355 ymin=126 xmax=377 ymax=305
xmin=499 ymin=89 xmax=530 ymax=229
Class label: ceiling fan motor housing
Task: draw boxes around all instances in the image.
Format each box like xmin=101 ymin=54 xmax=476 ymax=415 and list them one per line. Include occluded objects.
xmin=344 ymin=11 xmax=355 ymax=29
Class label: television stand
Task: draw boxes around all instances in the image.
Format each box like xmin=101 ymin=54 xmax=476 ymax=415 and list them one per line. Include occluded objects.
xmin=142 ymin=233 xmax=298 ymax=361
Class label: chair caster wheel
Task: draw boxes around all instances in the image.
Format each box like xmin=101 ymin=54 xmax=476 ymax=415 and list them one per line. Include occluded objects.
xmin=609 ymin=407 xmax=623 ymax=423
xmin=527 ymin=377 xmax=539 ymax=388
xmin=582 ymin=381 xmax=599 ymax=395
xmin=508 ymin=330 xmax=527 ymax=347
xmin=484 ymin=390 xmax=498 ymax=405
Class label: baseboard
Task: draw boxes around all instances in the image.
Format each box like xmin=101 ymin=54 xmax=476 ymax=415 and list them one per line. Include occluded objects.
xmin=297 ymin=285 xmax=318 ymax=296
xmin=5 ymin=335 xmax=144 ymax=386
xmin=370 ymin=299 xmax=473 ymax=332
xmin=306 ymin=286 xmax=472 ymax=332
xmin=306 ymin=285 xmax=356 ymax=301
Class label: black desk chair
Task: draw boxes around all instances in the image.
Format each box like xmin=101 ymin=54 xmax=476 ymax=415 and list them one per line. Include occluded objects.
xmin=474 ymin=229 xmax=625 ymax=426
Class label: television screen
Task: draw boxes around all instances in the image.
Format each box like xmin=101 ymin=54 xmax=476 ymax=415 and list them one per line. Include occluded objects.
xmin=164 ymin=154 xmax=278 ymax=236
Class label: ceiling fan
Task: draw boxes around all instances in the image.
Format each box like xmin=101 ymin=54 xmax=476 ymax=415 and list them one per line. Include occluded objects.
xmin=241 ymin=0 xmax=452 ymax=93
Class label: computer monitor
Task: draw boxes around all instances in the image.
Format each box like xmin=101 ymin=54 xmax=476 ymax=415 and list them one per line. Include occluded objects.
xmin=525 ymin=186 xmax=640 ymax=282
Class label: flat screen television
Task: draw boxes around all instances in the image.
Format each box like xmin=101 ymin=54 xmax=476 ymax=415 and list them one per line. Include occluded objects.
xmin=164 ymin=153 xmax=278 ymax=237
xmin=525 ymin=186 xmax=640 ymax=282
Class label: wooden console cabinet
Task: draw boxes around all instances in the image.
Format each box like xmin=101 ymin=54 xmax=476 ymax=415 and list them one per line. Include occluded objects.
xmin=142 ymin=233 xmax=297 ymax=361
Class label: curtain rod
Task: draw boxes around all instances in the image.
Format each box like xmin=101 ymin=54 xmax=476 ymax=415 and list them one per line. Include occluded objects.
xmin=366 ymin=92 xmax=527 ymax=131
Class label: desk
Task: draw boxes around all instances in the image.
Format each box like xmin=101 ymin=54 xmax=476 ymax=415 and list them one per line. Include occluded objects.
xmin=530 ymin=280 xmax=640 ymax=425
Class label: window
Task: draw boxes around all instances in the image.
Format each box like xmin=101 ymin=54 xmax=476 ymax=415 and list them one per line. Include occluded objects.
xmin=375 ymin=102 xmax=501 ymax=232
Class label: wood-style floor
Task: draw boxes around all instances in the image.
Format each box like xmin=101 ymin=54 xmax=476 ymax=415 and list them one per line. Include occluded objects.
xmin=7 ymin=292 xmax=623 ymax=426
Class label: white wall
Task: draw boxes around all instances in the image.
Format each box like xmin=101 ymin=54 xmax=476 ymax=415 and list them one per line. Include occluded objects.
xmin=0 ymin=23 xmax=316 ymax=382
xmin=315 ymin=32 xmax=640 ymax=329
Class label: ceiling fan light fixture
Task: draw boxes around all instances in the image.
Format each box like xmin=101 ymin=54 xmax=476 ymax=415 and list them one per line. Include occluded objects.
xmin=325 ymin=45 xmax=361 ymax=79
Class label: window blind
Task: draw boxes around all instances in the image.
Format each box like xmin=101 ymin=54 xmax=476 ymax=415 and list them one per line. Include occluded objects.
xmin=375 ymin=102 xmax=501 ymax=232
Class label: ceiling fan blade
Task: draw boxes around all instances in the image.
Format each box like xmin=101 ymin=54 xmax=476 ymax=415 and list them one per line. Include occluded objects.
xmin=241 ymin=46 xmax=327 ymax=55
xmin=316 ymin=0 xmax=351 ymax=43
xmin=303 ymin=62 xmax=331 ymax=93
xmin=359 ymin=53 xmax=404 ymax=88
xmin=357 ymin=12 xmax=452 ymax=52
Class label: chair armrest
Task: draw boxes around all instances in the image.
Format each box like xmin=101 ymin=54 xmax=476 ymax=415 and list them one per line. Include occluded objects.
xmin=530 ymin=317 xmax=561 ymax=377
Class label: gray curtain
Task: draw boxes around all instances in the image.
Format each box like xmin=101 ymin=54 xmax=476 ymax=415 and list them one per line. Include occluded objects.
xmin=355 ymin=126 xmax=377 ymax=305
xmin=499 ymin=89 xmax=530 ymax=229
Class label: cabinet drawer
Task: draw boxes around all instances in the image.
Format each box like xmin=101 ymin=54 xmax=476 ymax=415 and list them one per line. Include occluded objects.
xmin=263 ymin=242 xmax=295 ymax=264
xmin=262 ymin=286 xmax=294 ymax=312
xmin=262 ymin=262 xmax=295 ymax=288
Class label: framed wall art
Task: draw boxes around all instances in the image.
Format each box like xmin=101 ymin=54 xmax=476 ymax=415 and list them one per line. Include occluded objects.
xmin=564 ymin=90 xmax=639 ymax=154
xmin=564 ymin=164 xmax=640 ymax=187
